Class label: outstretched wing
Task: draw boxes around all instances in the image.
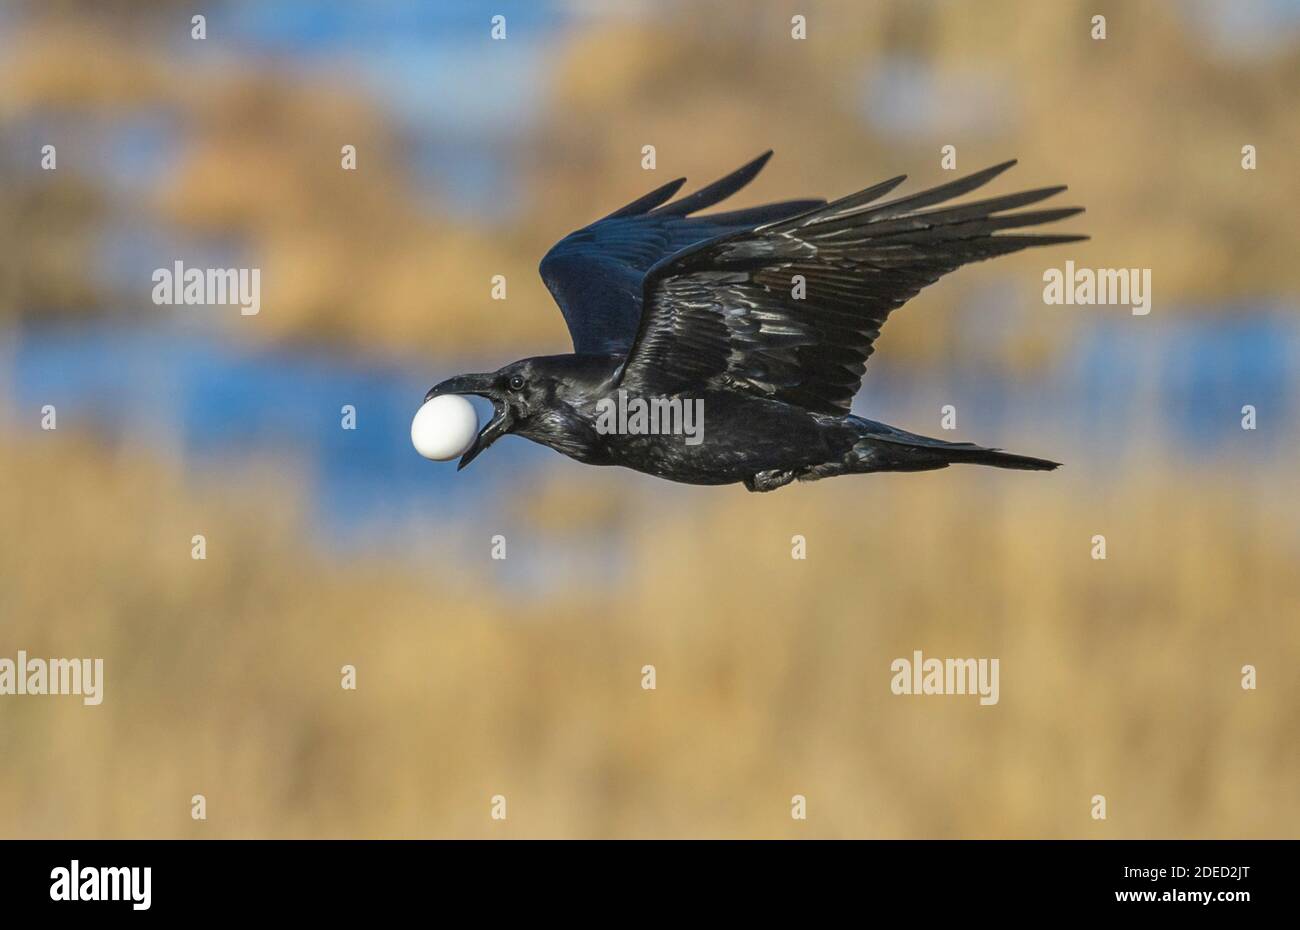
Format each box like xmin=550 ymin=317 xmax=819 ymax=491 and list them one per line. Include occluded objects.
xmin=617 ymin=160 xmax=1086 ymax=415
xmin=539 ymin=151 xmax=823 ymax=355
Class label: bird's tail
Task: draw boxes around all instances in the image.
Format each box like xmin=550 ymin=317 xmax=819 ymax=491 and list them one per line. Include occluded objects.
xmin=845 ymin=420 xmax=1060 ymax=474
xmin=919 ymin=444 xmax=1060 ymax=471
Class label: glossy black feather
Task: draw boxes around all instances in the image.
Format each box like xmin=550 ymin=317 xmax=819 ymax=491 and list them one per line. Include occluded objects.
xmin=539 ymin=151 xmax=825 ymax=354
xmin=617 ymin=160 xmax=1087 ymax=415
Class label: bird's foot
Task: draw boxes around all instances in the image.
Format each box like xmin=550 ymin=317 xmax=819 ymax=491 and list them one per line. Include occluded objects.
xmin=743 ymin=469 xmax=798 ymax=493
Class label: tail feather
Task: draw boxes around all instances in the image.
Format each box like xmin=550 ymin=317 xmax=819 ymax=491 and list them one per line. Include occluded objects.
xmin=850 ymin=424 xmax=1061 ymax=473
xmin=933 ymin=445 xmax=1060 ymax=471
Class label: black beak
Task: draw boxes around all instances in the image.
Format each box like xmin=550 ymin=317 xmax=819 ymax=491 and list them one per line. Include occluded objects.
xmin=424 ymin=373 xmax=515 ymax=471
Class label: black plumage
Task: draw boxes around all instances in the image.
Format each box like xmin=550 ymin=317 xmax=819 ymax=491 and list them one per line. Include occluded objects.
xmin=427 ymin=152 xmax=1085 ymax=491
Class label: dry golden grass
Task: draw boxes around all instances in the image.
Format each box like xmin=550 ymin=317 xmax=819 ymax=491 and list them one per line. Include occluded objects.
xmin=2 ymin=434 xmax=1296 ymax=838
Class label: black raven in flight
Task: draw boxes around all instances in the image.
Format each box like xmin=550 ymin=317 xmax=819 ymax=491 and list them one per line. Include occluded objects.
xmin=427 ymin=152 xmax=1084 ymax=492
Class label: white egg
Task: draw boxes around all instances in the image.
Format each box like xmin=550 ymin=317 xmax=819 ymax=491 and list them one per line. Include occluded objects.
xmin=411 ymin=394 xmax=480 ymax=461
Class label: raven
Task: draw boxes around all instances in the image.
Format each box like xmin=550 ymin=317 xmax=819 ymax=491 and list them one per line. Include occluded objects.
xmin=428 ymin=152 xmax=1084 ymax=492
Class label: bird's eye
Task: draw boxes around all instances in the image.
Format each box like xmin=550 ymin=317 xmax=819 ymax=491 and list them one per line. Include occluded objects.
xmin=508 ymin=375 xmax=525 ymax=391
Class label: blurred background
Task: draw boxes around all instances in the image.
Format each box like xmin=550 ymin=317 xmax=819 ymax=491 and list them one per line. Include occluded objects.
xmin=1 ymin=0 xmax=1298 ymax=838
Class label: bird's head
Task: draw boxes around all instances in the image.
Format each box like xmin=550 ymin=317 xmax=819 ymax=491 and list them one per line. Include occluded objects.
xmin=425 ymin=357 xmax=570 ymax=470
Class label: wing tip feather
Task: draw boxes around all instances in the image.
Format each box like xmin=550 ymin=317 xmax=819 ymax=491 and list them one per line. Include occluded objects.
xmin=655 ymin=150 xmax=776 ymax=217
xmin=602 ymin=177 xmax=688 ymax=220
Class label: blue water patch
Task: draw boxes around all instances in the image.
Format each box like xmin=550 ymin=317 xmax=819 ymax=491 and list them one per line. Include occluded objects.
xmin=858 ymin=304 xmax=1298 ymax=463
xmin=215 ymin=0 xmax=569 ymax=215
xmin=1072 ymin=308 xmax=1298 ymax=453
xmin=219 ymin=0 xmax=570 ymax=53
xmin=1 ymin=319 xmax=554 ymax=546
xmin=4 ymin=306 xmax=1297 ymax=552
